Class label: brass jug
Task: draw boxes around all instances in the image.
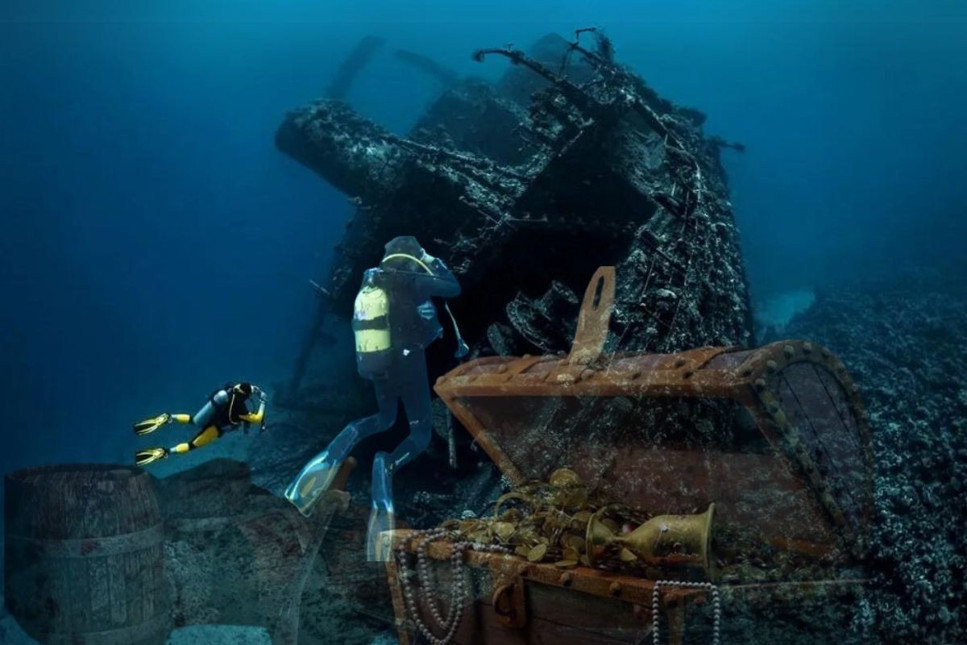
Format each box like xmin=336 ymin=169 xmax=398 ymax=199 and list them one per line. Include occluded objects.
xmin=585 ymin=503 xmax=715 ymax=576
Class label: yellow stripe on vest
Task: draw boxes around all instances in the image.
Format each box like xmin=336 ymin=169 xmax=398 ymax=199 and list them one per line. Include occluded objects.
xmin=354 ymin=284 xmax=392 ymax=353
xmin=355 ymin=328 xmax=391 ymax=353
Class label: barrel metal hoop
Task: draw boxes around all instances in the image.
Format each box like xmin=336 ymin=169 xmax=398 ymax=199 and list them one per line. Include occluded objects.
xmin=7 ymin=523 xmax=164 ymax=558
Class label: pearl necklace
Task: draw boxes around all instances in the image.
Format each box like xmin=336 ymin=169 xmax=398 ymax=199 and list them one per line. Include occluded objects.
xmin=396 ymin=529 xmax=511 ymax=645
xmin=398 ymin=535 xmax=722 ymax=645
xmin=652 ymin=579 xmax=721 ymax=645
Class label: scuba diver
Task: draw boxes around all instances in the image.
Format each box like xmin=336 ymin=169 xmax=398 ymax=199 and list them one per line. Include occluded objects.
xmin=133 ymin=382 xmax=267 ymax=466
xmin=284 ymin=235 xmax=467 ymax=561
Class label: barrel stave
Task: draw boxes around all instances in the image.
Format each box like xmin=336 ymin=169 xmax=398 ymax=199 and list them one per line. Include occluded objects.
xmin=3 ymin=464 xmax=171 ymax=645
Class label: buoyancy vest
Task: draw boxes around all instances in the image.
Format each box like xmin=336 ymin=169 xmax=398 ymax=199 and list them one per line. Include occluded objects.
xmin=377 ymin=253 xmax=444 ymax=348
xmin=192 ymin=383 xmax=243 ymax=428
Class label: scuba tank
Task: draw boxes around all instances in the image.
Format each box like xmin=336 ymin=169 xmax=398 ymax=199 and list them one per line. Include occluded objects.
xmin=353 ymin=271 xmax=393 ymax=376
xmin=192 ymin=388 xmax=230 ymax=427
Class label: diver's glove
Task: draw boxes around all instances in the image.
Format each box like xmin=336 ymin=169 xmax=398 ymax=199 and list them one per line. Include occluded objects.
xmin=417 ymin=300 xmax=437 ymax=321
xmin=421 ymin=250 xmax=449 ymax=273
xmin=434 ymin=258 xmax=453 ymax=275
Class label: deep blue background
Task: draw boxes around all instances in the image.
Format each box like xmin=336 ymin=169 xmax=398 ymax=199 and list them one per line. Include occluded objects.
xmin=1 ymin=0 xmax=965 ymax=474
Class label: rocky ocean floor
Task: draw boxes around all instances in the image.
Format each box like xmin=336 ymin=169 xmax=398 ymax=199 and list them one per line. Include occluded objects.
xmin=777 ymin=268 xmax=967 ymax=644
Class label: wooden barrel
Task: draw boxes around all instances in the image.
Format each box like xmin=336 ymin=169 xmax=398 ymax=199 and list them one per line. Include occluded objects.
xmin=4 ymin=464 xmax=171 ymax=645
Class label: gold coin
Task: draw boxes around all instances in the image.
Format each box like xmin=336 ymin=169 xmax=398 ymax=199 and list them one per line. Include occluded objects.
xmin=517 ymin=529 xmax=537 ymax=543
xmin=564 ymin=534 xmax=585 ymax=551
xmin=469 ymin=530 xmax=491 ymax=543
xmin=495 ymin=522 xmax=515 ymax=540
xmin=527 ymin=544 xmax=548 ymax=562
xmin=549 ymin=468 xmax=583 ymax=488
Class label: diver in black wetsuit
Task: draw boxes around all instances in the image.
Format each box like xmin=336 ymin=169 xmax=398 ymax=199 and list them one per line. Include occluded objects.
xmin=133 ymin=382 xmax=267 ymax=465
xmin=284 ymin=236 xmax=466 ymax=561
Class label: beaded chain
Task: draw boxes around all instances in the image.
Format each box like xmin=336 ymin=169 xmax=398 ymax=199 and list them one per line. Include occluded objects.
xmin=396 ymin=529 xmax=511 ymax=645
xmin=651 ymin=580 xmax=721 ymax=645
xmin=397 ymin=534 xmax=722 ymax=645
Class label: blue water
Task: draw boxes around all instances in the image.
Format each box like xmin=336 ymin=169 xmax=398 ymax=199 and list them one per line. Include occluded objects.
xmin=1 ymin=0 xmax=965 ymax=478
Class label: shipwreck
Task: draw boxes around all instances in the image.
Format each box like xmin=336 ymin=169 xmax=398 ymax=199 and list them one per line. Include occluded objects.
xmin=278 ymin=29 xmax=754 ymax=409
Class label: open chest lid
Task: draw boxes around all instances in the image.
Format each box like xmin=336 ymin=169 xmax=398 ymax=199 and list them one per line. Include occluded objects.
xmin=435 ymin=267 xmax=874 ymax=563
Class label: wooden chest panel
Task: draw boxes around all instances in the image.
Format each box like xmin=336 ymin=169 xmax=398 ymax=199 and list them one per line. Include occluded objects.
xmin=386 ymin=531 xmax=865 ymax=645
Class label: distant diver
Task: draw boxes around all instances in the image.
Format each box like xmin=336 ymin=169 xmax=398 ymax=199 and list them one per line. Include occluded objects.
xmin=133 ymin=382 xmax=267 ymax=466
xmin=284 ymin=236 xmax=468 ymax=561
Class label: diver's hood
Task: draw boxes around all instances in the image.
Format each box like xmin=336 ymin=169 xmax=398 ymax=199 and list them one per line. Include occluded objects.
xmin=381 ymin=236 xmax=429 ymax=272
xmin=382 ymin=235 xmax=424 ymax=259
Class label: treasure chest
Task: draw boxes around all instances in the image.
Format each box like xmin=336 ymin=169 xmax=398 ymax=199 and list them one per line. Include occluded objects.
xmin=384 ymin=267 xmax=873 ymax=644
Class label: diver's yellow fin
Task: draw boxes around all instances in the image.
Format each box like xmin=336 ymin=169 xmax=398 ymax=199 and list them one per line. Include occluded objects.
xmin=133 ymin=413 xmax=171 ymax=436
xmin=135 ymin=447 xmax=169 ymax=467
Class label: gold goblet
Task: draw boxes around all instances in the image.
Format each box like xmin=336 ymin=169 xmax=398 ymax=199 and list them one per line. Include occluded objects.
xmin=585 ymin=503 xmax=715 ymax=576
